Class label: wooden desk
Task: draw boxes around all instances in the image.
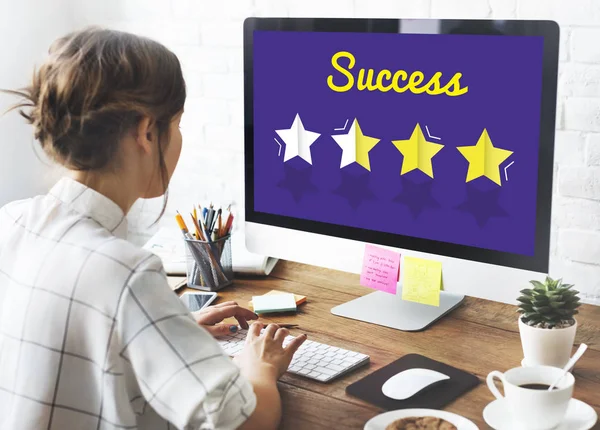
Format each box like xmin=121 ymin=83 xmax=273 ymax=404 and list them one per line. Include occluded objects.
xmin=172 ymin=261 xmax=600 ymax=429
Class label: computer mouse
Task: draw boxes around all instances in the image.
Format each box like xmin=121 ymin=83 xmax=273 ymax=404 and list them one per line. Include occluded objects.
xmin=382 ymin=368 xmax=450 ymax=400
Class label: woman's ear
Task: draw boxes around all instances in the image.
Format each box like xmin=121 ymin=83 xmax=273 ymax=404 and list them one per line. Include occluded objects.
xmin=135 ymin=116 xmax=154 ymax=154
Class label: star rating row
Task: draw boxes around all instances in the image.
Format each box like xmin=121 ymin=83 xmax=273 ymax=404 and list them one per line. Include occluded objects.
xmin=275 ymin=114 xmax=514 ymax=186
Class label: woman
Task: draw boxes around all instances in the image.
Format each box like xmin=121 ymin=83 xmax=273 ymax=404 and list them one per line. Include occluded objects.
xmin=0 ymin=27 xmax=305 ymax=430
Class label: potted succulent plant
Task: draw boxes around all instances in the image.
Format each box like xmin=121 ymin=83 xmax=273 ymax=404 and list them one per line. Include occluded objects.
xmin=517 ymin=276 xmax=581 ymax=368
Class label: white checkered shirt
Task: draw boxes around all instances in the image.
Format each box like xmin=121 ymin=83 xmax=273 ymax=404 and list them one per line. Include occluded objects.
xmin=0 ymin=177 xmax=256 ymax=430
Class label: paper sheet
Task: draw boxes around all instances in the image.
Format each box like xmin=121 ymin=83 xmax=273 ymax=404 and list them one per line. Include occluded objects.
xmin=360 ymin=244 xmax=400 ymax=294
xmin=402 ymin=256 xmax=442 ymax=307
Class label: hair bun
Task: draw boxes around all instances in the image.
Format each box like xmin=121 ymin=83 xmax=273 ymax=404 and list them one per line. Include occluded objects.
xmin=3 ymin=27 xmax=186 ymax=172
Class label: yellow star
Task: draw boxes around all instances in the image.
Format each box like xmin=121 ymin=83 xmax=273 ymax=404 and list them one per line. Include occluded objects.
xmin=392 ymin=123 xmax=444 ymax=178
xmin=354 ymin=120 xmax=380 ymax=171
xmin=457 ymin=129 xmax=513 ymax=186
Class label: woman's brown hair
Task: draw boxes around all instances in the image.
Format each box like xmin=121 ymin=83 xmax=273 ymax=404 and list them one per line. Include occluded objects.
xmin=3 ymin=27 xmax=186 ymax=216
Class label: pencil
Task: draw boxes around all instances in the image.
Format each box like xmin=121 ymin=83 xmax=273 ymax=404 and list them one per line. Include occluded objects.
xmin=176 ymin=211 xmax=197 ymax=283
xmin=216 ymin=210 xmax=223 ymax=238
xmin=223 ymin=210 xmax=231 ymax=237
xmin=190 ymin=212 xmax=204 ymax=241
xmin=190 ymin=210 xmax=201 ymax=238
xmin=225 ymin=213 xmax=234 ymax=235
xmin=175 ymin=211 xmax=192 ymax=239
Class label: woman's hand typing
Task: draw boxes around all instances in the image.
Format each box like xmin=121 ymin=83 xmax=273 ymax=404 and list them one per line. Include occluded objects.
xmin=192 ymin=301 xmax=258 ymax=337
xmin=233 ymin=322 xmax=307 ymax=382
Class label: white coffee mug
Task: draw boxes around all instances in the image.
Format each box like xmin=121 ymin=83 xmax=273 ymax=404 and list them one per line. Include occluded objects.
xmin=486 ymin=366 xmax=574 ymax=430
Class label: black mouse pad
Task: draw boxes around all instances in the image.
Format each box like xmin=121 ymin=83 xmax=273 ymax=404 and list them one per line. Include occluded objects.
xmin=346 ymin=354 xmax=479 ymax=410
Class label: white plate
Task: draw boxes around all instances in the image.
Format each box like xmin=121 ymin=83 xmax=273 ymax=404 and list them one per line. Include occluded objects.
xmin=364 ymin=408 xmax=479 ymax=430
xmin=483 ymin=398 xmax=597 ymax=430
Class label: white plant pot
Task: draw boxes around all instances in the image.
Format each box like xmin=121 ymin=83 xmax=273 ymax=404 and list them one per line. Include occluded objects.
xmin=518 ymin=317 xmax=577 ymax=368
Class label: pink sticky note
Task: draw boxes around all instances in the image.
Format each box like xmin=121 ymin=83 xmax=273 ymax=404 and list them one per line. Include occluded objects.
xmin=360 ymin=244 xmax=401 ymax=294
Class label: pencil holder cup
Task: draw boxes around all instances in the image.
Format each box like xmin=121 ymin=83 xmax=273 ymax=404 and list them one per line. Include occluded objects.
xmin=184 ymin=235 xmax=233 ymax=291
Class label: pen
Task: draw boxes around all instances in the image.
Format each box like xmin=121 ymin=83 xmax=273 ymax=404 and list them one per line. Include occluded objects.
xmin=258 ymin=323 xmax=299 ymax=329
xmin=202 ymin=216 xmax=213 ymax=242
xmin=234 ymin=323 xmax=298 ymax=330
xmin=206 ymin=204 xmax=215 ymax=233
xmin=197 ymin=205 xmax=211 ymax=240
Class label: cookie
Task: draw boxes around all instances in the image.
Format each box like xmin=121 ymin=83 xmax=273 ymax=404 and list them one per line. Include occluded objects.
xmin=385 ymin=416 xmax=457 ymax=430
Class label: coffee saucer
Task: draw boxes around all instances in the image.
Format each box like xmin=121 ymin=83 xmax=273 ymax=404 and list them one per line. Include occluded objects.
xmin=483 ymin=397 xmax=597 ymax=430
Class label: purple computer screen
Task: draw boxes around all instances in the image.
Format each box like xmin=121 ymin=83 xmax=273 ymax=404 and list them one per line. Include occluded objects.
xmin=253 ymin=30 xmax=544 ymax=256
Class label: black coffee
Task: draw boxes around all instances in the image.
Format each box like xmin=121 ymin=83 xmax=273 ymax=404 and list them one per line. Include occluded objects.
xmin=519 ymin=383 xmax=555 ymax=390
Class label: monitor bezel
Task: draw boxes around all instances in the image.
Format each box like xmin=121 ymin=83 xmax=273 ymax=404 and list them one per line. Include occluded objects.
xmin=243 ymin=18 xmax=559 ymax=273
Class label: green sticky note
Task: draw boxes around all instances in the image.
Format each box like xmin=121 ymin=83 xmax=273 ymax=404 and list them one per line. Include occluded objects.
xmin=402 ymin=256 xmax=442 ymax=307
xmin=252 ymin=293 xmax=297 ymax=314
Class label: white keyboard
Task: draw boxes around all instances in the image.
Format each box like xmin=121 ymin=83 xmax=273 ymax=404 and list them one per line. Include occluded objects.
xmin=217 ymin=329 xmax=370 ymax=382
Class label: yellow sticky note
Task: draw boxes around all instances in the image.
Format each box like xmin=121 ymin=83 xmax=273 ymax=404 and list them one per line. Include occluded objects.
xmin=402 ymin=256 xmax=442 ymax=307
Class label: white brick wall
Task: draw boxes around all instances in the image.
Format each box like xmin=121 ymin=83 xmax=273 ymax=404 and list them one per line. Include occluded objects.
xmin=571 ymin=28 xmax=600 ymax=63
xmin=564 ymin=97 xmax=600 ymax=132
xmin=69 ymin=0 xmax=600 ymax=305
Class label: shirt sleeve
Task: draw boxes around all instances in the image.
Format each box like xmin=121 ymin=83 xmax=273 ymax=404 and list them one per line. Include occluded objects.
xmin=115 ymin=255 xmax=257 ymax=430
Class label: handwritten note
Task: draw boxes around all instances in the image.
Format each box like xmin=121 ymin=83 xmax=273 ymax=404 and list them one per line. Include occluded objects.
xmin=360 ymin=244 xmax=400 ymax=294
xmin=402 ymin=256 xmax=442 ymax=307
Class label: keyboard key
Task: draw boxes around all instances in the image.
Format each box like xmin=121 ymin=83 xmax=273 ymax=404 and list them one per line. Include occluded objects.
xmin=326 ymin=363 xmax=345 ymax=372
xmin=341 ymin=359 xmax=358 ymax=368
xmin=332 ymin=359 xmax=343 ymax=365
xmin=314 ymin=366 xmax=336 ymax=376
xmin=315 ymin=373 xmax=330 ymax=382
xmin=308 ymin=371 xmax=322 ymax=379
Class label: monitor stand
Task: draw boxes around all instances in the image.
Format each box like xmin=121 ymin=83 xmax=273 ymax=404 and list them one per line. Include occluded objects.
xmin=331 ymin=289 xmax=465 ymax=332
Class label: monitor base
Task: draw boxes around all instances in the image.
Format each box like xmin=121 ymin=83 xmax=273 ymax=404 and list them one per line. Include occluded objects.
xmin=331 ymin=290 xmax=465 ymax=332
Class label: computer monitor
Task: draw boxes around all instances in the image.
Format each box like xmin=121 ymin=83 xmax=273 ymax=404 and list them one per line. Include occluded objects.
xmin=243 ymin=18 xmax=559 ymax=331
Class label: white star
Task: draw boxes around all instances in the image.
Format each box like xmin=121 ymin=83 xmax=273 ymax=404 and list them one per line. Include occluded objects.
xmin=332 ymin=120 xmax=358 ymax=169
xmin=275 ymin=114 xmax=320 ymax=165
